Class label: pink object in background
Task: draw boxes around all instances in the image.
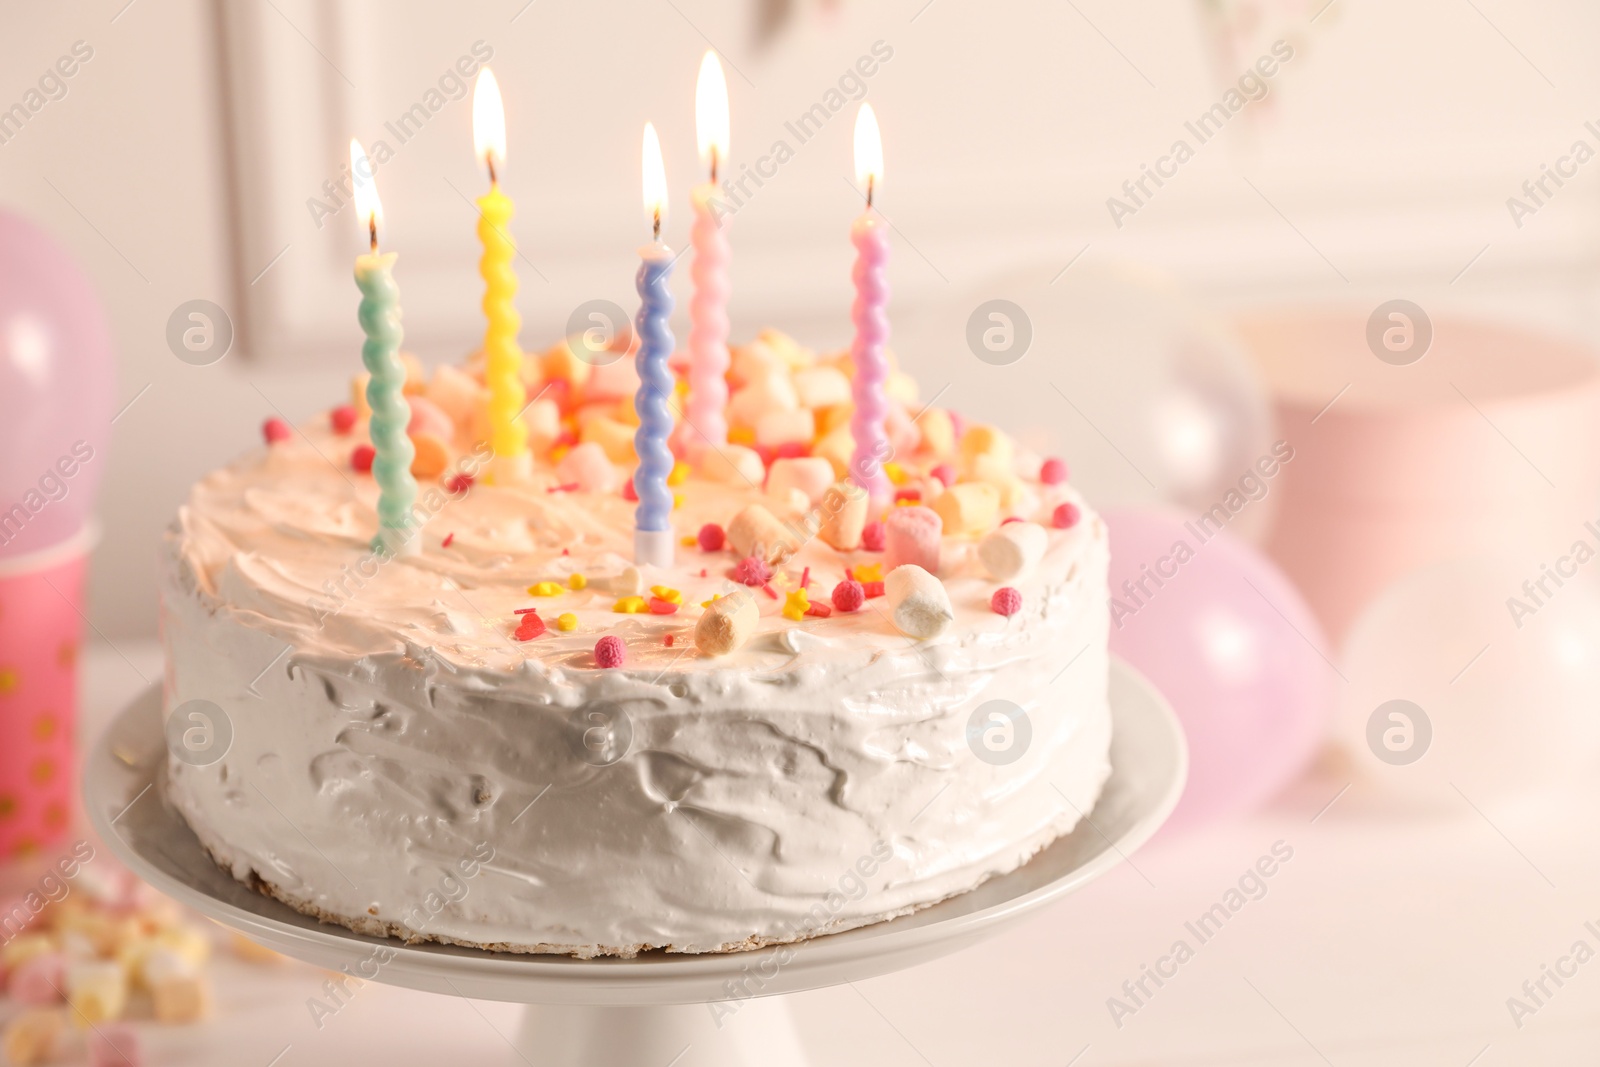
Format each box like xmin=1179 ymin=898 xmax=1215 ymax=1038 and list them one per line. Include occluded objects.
xmin=1237 ymin=311 xmax=1600 ymax=644
xmin=0 ymin=529 xmax=91 ymax=859
xmin=1104 ymin=507 xmax=1335 ymax=833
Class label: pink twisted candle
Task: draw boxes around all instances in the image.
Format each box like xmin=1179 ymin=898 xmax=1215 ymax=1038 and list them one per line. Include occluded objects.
xmin=849 ymin=210 xmax=891 ymax=505
xmin=686 ymin=183 xmax=730 ymax=452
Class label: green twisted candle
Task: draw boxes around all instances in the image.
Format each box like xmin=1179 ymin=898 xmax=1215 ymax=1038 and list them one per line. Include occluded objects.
xmin=355 ymin=250 xmax=417 ymax=555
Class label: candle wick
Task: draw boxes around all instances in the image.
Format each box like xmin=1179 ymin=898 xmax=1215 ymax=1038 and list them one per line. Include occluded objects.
xmin=867 ymin=174 xmax=874 ymax=209
xmin=653 ymin=208 xmax=661 ymax=241
xmin=710 ymin=148 xmax=718 ymax=185
xmin=368 ymin=214 xmax=378 ymax=253
xmin=486 ymin=153 xmax=498 ymax=186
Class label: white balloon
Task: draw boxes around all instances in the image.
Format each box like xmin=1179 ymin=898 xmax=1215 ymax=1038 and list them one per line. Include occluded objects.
xmin=1336 ymin=557 xmax=1600 ymax=810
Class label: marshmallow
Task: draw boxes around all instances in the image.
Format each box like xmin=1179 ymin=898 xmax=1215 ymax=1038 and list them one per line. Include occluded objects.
xmin=931 ymin=482 xmax=1001 ymax=538
xmin=959 ymin=424 xmax=1013 ymax=476
xmin=755 ymin=408 xmax=815 ymax=449
xmin=557 ymin=441 xmax=621 ymax=494
xmin=399 ymin=352 xmax=427 ymax=395
xmin=520 ymin=397 xmax=562 ymax=452
xmin=541 ymin=338 xmax=592 ymax=388
xmin=916 ymin=408 xmax=955 ymax=458
xmin=731 ymin=340 xmax=786 ymax=385
xmin=695 ymin=591 xmax=760 ymax=656
xmin=885 ymin=506 xmax=943 ymax=574
xmin=766 ymin=457 xmax=834 ymax=507
xmin=151 ymin=973 xmax=211 ymax=1025
xmin=978 ymin=521 xmax=1048 ymax=581
xmin=813 ymin=402 xmax=852 ymax=437
xmin=425 ymin=365 xmax=487 ymax=432
xmin=580 ymin=414 xmax=636 ymax=465
xmin=2 ymin=1009 xmax=63 ymax=1066
xmin=585 ymin=354 xmax=641 ymax=400
xmin=2 ymin=935 xmax=55 ymax=972
xmin=88 ymin=1023 xmax=141 ymax=1067
xmin=350 ymin=373 xmax=371 ymax=421
xmin=793 ymin=366 xmax=852 ymax=409
xmin=885 ymin=565 xmax=954 ymax=640
xmin=757 ymin=327 xmax=813 ymax=369
xmin=65 ymin=960 xmax=127 ymax=1025
xmin=811 ymin=424 xmax=855 ymax=479
xmin=818 ymin=482 xmax=870 ymax=551
xmin=698 ymin=443 xmax=765 ymax=486
xmin=728 ymin=373 xmax=799 ymax=428
xmin=887 ymin=369 xmax=919 ymax=406
xmin=887 ymin=404 xmax=921 ymax=457
xmin=407 ymin=395 xmax=455 ymax=442
xmin=727 ymin=504 xmax=800 ymax=564
xmin=8 ymin=953 xmax=64 ymax=1006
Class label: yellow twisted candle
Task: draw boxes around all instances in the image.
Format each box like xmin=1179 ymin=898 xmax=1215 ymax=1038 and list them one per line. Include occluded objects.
xmin=474 ymin=68 xmax=528 ymax=483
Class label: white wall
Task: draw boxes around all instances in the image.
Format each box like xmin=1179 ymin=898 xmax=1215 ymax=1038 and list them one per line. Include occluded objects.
xmin=3 ymin=0 xmax=1599 ymax=638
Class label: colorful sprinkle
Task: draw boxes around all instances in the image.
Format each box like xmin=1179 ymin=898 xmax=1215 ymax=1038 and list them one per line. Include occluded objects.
xmin=594 ymin=635 xmax=626 ymax=668
xmin=799 ymin=566 xmax=811 ymax=589
xmin=613 ymin=596 xmax=648 ymax=613
xmin=761 ymin=582 xmax=780 ymax=600
xmin=861 ymin=521 xmax=886 ymax=552
xmin=782 ymin=589 xmax=811 ymax=621
xmin=668 ymin=461 xmax=690 ymax=487
xmin=262 ymin=417 xmax=292 ymax=445
xmin=1052 ymin=502 xmax=1082 ymax=529
xmin=650 ymin=586 xmax=683 ymax=605
xmin=445 ymin=472 xmax=475 ymax=494
xmin=514 ymin=613 xmax=547 ymax=640
xmin=622 ymin=480 xmax=639 ymax=502
xmin=894 ymin=487 xmax=922 ymax=504
xmin=664 ymin=633 xmax=676 ymax=646
xmin=441 ymin=532 xmax=455 ymax=548
xmin=853 ymin=562 xmax=884 ymax=583
xmin=547 ymin=482 xmax=581 ymax=493
xmin=350 ymin=444 xmax=376 ymax=473
xmin=330 ymin=405 xmax=358 ymax=434
xmin=863 ymin=580 xmax=886 ymax=599
xmin=930 ymin=463 xmax=956 ymax=487
xmin=568 ymin=573 xmax=588 ymax=590
xmin=1040 ymin=457 xmax=1070 ymax=485
xmin=556 ymin=612 xmax=578 ymax=632
xmin=991 ymin=587 xmax=1023 ymax=616
xmin=804 ymin=601 xmax=833 ymax=618
xmin=832 ymin=579 xmax=865 ymax=613
xmin=648 ymin=597 xmax=680 ymax=615
xmin=697 ymin=523 xmax=726 ymax=552
xmin=682 ymin=536 xmax=698 ymax=546
xmin=884 ymin=461 xmax=908 ymax=486
xmin=527 ymin=581 xmax=564 ymax=597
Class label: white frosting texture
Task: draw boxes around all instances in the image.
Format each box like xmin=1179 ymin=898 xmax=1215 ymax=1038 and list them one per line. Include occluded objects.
xmin=161 ymin=422 xmax=1112 ymax=956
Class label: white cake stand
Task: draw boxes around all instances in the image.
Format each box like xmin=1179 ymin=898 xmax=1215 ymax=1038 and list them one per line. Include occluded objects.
xmin=86 ymin=659 xmax=1184 ymax=1066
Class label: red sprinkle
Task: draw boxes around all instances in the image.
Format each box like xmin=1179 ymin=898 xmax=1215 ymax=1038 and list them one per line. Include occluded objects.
xmin=1040 ymin=457 xmax=1070 ymax=485
xmin=799 ymin=567 xmax=811 ymax=590
xmin=622 ymin=480 xmax=639 ymax=502
xmin=805 ymin=601 xmax=833 ymax=618
xmin=761 ymin=583 xmax=779 ymax=600
xmin=1052 ymin=502 xmax=1082 ymax=530
xmin=562 ymin=548 xmax=570 ymax=556
xmin=930 ymin=463 xmax=956 ymax=487
xmin=545 ymin=378 xmax=573 ymax=411
xmin=832 ymin=579 xmax=865 ymax=613
xmin=697 ymin=523 xmax=726 ymax=552
xmin=664 ymin=633 xmax=676 ymax=647
xmin=647 ymin=597 xmax=679 ymax=615
xmin=894 ymin=488 xmax=922 ymax=504
xmin=991 ymin=587 xmax=1023 ymax=616
xmin=863 ymin=580 xmax=886 ymax=599
xmin=547 ymin=482 xmax=581 ymax=493
xmin=553 ymin=427 xmax=578 ymax=448
xmin=441 ymin=532 xmax=456 ymax=548
xmin=445 ymin=473 xmax=475 ymax=494
xmin=861 ymin=522 xmax=886 ymax=552
xmin=262 ymin=417 xmax=292 ymax=445
xmin=330 ymin=405 xmax=358 ymax=434
xmin=350 ymin=444 xmax=376 ymax=473
xmin=514 ymin=613 xmax=547 ymax=640
xmin=774 ymin=442 xmax=809 ymax=460
xmin=699 ymin=568 xmax=708 ymax=578
xmin=594 ymin=635 xmax=626 ymax=668
xmin=513 ymin=607 xmax=542 ymax=615
xmin=1001 ymin=516 xmax=1023 ymax=525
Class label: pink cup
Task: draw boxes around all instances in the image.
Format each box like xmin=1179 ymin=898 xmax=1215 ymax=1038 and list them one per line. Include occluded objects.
xmin=0 ymin=525 xmax=94 ymax=859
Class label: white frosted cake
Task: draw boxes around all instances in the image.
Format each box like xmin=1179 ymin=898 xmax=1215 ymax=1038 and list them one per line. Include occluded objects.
xmin=160 ymin=331 xmax=1111 ymax=957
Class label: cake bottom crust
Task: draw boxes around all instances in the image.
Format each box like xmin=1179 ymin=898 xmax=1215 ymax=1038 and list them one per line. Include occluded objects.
xmin=191 ymin=816 xmax=1070 ymax=960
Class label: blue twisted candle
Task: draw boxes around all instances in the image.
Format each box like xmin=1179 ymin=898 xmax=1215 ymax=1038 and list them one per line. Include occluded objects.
xmin=356 ymin=251 xmax=417 ymax=556
xmin=632 ymin=242 xmax=676 ymax=567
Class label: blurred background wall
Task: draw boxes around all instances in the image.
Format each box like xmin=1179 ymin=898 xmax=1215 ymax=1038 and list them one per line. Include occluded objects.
xmin=3 ymin=0 xmax=1600 ymax=638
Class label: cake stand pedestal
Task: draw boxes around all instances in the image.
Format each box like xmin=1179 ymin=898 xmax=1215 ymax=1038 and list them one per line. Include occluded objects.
xmin=87 ymin=660 xmax=1184 ymax=1066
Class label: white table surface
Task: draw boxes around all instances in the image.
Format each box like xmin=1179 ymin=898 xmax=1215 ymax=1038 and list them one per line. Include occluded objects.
xmin=55 ymin=642 xmax=1600 ymax=1066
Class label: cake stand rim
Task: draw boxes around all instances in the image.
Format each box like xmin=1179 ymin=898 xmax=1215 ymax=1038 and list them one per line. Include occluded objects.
xmin=86 ymin=657 xmax=1185 ymax=1006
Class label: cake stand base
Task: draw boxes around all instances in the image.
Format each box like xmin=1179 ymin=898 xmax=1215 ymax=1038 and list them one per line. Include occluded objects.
xmin=516 ymin=998 xmax=807 ymax=1066
xmin=87 ymin=659 xmax=1184 ymax=1067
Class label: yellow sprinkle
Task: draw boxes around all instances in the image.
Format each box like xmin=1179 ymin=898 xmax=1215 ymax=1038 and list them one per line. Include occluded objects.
xmin=527 ymin=581 xmax=563 ymax=597
xmin=729 ymin=426 xmax=756 ymax=446
xmin=884 ymin=461 xmax=908 ymax=486
xmin=701 ymin=593 xmax=722 ymax=608
xmin=782 ymin=589 xmax=810 ymax=621
xmin=613 ymin=596 xmax=648 ymax=614
xmin=854 ymin=562 xmax=884 ymax=583
xmin=650 ymin=585 xmax=682 ymax=604
xmin=568 ymin=573 xmax=588 ymax=590
xmin=549 ymin=444 xmax=570 ymax=464
xmin=673 ymin=492 xmax=684 ymax=509
xmin=682 ymin=536 xmax=698 ymax=546
xmin=556 ymin=612 xmax=578 ymax=632
xmin=668 ymin=461 xmax=690 ymax=487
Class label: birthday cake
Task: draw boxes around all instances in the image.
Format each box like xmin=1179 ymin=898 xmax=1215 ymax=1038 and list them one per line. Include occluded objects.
xmin=160 ymin=329 xmax=1111 ymax=957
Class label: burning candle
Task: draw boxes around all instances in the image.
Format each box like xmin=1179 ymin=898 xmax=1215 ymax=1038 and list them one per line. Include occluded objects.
xmin=350 ymin=139 xmax=417 ymax=556
xmin=473 ymin=68 xmax=529 ymax=484
xmin=686 ymin=51 xmax=731 ymax=457
xmin=633 ymin=123 xmax=676 ymax=568
xmin=849 ymin=103 xmax=891 ymax=506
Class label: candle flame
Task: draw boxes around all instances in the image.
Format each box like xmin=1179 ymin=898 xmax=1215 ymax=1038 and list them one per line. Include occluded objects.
xmin=642 ymin=122 xmax=668 ymax=235
xmin=350 ymin=138 xmax=383 ymax=247
xmin=473 ymin=68 xmax=507 ymax=178
xmin=695 ymin=51 xmax=729 ymax=178
xmin=853 ymin=103 xmax=883 ymax=203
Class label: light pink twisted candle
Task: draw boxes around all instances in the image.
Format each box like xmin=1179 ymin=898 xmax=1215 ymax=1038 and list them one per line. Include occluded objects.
xmin=687 ymin=182 xmax=730 ymax=452
xmin=849 ymin=210 xmax=891 ymax=505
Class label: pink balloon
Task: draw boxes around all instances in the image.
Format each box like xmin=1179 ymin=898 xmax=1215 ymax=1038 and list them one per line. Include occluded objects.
xmin=1105 ymin=507 xmax=1335 ymax=831
xmin=0 ymin=209 xmax=115 ymax=559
